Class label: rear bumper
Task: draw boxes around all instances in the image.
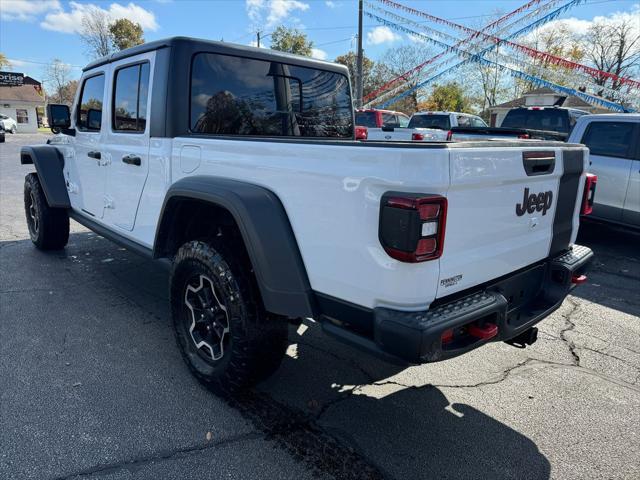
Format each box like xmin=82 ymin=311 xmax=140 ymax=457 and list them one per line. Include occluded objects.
xmin=322 ymin=245 xmax=593 ymax=364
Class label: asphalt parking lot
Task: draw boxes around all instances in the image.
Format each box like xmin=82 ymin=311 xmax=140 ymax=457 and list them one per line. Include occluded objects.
xmin=1 ymin=133 xmax=639 ymax=480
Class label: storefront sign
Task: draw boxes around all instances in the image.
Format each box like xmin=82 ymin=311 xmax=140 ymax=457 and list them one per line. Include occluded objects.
xmin=0 ymin=72 xmax=24 ymax=87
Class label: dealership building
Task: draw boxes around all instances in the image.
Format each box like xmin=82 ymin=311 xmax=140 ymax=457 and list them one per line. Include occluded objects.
xmin=0 ymin=71 xmax=45 ymax=133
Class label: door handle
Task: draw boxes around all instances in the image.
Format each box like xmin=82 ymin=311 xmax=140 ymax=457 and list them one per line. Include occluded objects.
xmin=122 ymin=154 xmax=141 ymax=166
xmin=87 ymin=151 xmax=101 ymax=160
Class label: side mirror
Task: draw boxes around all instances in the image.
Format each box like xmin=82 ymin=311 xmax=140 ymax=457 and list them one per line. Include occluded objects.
xmin=381 ymin=124 xmax=396 ymax=132
xmin=47 ymin=104 xmax=71 ymax=131
xmin=87 ymin=109 xmax=102 ymax=131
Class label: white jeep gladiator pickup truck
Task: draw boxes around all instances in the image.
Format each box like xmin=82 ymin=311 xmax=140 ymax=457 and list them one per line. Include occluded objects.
xmin=21 ymin=37 xmax=594 ymax=393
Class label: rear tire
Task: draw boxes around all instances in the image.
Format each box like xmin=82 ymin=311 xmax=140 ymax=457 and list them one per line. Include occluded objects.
xmin=24 ymin=173 xmax=69 ymax=250
xmin=170 ymin=240 xmax=289 ymax=394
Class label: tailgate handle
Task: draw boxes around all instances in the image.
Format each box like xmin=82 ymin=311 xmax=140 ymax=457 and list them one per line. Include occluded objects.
xmin=523 ymin=151 xmax=555 ymax=176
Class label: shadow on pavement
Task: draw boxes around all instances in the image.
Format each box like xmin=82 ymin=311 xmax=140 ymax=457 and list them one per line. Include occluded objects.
xmin=1 ymin=231 xmax=551 ymax=479
xmin=574 ymin=220 xmax=640 ymax=317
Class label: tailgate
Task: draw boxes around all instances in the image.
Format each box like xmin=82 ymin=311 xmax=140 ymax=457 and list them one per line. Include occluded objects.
xmin=437 ymin=146 xmax=587 ymax=298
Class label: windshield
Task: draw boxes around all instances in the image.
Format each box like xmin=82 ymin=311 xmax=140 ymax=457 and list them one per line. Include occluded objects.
xmin=408 ymin=114 xmax=451 ymax=130
xmin=355 ymin=111 xmax=378 ymax=128
xmin=501 ymin=109 xmax=570 ymax=133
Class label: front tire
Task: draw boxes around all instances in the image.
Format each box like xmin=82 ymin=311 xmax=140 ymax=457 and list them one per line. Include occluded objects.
xmin=10 ymin=125 xmax=17 ymax=134
xmin=24 ymin=173 xmax=69 ymax=250
xmin=170 ymin=240 xmax=288 ymax=394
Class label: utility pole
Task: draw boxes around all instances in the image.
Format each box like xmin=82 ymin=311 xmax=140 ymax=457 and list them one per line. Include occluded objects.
xmin=356 ymin=0 xmax=364 ymax=107
xmin=256 ymin=31 xmax=261 ymax=48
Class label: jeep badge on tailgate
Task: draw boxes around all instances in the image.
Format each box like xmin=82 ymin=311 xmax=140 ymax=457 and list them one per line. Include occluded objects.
xmin=516 ymin=187 xmax=553 ymax=216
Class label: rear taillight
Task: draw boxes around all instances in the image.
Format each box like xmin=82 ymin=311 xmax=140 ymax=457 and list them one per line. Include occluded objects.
xmin=379 ymin=193 xmax=447 ymax=262
xmin=581 ymin=173 xmax=597 ymax=215
xmin=446 ymin=130 xmax=453 ymax=141
xmin=412 ymin=132 xmax=424 ymax=141
xmin=355 ymin=126 xmax=368 ymax=140
xmin=517 ymin=133 xmax=530 ymax=139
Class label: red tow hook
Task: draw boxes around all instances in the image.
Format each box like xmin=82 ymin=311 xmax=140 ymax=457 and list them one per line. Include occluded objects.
xmin=468 ymin=323 xmax=498 ymax=340
xmin=571 ymin=274 xmax=587 ymax=285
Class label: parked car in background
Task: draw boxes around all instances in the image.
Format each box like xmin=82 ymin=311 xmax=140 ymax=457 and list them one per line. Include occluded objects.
xmin=569 ymin=114 xmax=640 ymax=228
xmin=366 ymin=111 xmax=487 ymax=141
xmin=355 ymin=108 xmax=410 ymax=129
xmin=0 ymin=114 xmax=18 ymax=134
xmin=500 ymin=106 xmax=589 ymax=140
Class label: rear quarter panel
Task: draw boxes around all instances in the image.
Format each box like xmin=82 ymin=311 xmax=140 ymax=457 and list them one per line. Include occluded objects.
xmin=171 ymin=138 xmax=450 ymax=310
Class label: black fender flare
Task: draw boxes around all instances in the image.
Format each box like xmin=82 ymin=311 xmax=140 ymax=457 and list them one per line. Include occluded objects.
xmin=154 ymin=176 xmax=315 ymax=318
xmin=20 ymin=145 xmax=70 ymax=209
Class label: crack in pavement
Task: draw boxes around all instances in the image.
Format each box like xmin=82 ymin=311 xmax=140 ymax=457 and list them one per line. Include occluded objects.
xmin=559 ymin=298 xmax=581 ymax=366
xmin=50 ymin=431 xmax=263 ymax=480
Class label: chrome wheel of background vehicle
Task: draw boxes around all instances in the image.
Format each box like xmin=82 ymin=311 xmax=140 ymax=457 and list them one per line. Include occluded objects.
xmin=184 ymin=274 xmax=230 ymax=363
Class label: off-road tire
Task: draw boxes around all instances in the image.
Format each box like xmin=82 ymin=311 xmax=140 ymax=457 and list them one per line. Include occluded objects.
xmin=24 ymin=173 xmax=69 ymax=250
xmin=170 ymin=240 xmax=289 ymax=394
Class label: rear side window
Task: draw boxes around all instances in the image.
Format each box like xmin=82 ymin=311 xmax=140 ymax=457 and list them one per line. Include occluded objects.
xmin=381 ymin=112 xmax=399 ymax=128
xmin=77 ymin=74 xmax=105 ymax=131
xmin=113 ymin=62 xmax=150 ymax=132
xmin=190 ymin=53 xmax=353 ymax=138
xmin=502 ymin=109 xmax=569 ymax=133
xmin=581 ymin=122 xmax=636 ymax=159
xmin=456 ymin=115 xmax=470 ymax=127
xmin=398 ymin=115 xmax=409 ymax=127
xmin=408 ymin=114 xmax=451 ymax=130
xmin=355 ymin=111 xmax=377 ymax=128
xmin=470 ymin=116 xmax=487 ymax=127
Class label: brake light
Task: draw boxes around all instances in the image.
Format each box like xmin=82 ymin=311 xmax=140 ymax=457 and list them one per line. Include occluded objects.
xmin=412 ymin=132 xmax=424 ymax=141
xmin=355 ymin=126 xmax=368 ymax=140
xmin=446 ymin=130 xmax=453 ymax=141
xmin=517 ymin=133 xmax=530 ymax=139
xmin=581 ymin=173 xmax=597 ymax=215
xmin=379 ymin=193 xmax=447 ymax=262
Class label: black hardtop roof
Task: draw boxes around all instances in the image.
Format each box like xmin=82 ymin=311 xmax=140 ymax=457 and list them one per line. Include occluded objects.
xmin=83 ymin=36 xmax=348 ymax=75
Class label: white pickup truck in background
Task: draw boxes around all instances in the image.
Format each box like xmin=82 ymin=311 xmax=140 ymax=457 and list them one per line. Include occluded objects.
xmin=568 ymin=114 xmax=640 ymax=228
xmin=365 ymin=111 xmax=487 ymax=141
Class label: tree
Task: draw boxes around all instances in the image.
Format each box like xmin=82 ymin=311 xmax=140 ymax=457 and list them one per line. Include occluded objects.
xmin=43 ymin=59 xmax=78 ymax=105
xmin=80 ymin=7 xmax=113 ymax=59
xmin=417 ymin=83 xmax=470 ymax=112
xmin=584 ymin=15 xmax=640 ymax=94
xmin=334 ymin=52 xmax=382 ymax=98
xmin=0 ymin=53 xmax=10 ymax=69
xmin=110 ymin=19 xmax=144 ymax=51
xmin=373 ymin=44 xmax=434 ymax=113
xmin=270 ymin=26 xmax=313 ymax=56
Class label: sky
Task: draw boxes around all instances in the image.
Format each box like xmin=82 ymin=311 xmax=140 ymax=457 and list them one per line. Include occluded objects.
xmin=1 ymin=0 xmax=639 ymax=84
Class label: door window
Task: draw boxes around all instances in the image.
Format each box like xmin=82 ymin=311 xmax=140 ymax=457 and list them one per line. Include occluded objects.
xmin=112 ymin=62 xmax=150 ymax=132
xmin=77 ymin=74 xmax=105 ymax=131
xmin=398 ymin=115 xmax=409 ymax=127
xmin=581 ymin=122 xmax=636 ymax=159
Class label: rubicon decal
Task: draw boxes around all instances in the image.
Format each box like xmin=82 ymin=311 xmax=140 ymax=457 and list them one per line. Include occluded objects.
xmin=516 ymin=188 xmax=553 ymax=216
